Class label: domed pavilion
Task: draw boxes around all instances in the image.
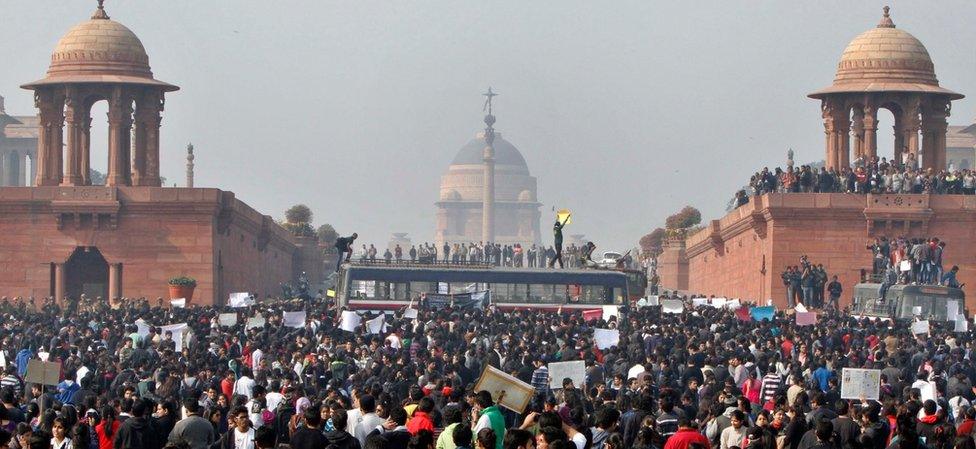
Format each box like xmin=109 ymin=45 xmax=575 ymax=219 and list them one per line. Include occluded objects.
xmin=435 ymin=128 xmax=542 ymax=247
xmin=21 ymin=0 xmax=178 ymax=187
xmin=809 ymin=6 xmax=963 ymax=170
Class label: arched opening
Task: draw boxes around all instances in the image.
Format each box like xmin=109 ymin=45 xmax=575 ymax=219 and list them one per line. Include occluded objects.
xmin=88 ymin=99 xmax=109 ymax=185
xmin=875 ymin=107 xmax=898 ymax=165
xmin=4 ymin=150 xmax=20 ymax=186
xmin=64 ymin=246 xmax=109 ymax=300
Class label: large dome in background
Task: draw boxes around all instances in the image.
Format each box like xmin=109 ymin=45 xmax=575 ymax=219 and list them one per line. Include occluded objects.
xmin=22 ymin=2 xmax=177 ymax=91
xmin=809 ymin=7 xmax=961 ymax=99
xmin=450 ymin=132 xmax=529 ymax=170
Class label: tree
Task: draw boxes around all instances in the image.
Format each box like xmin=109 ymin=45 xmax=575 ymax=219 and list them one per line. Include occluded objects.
xmin=317 ymin=223 xmax=338 ymax=244
xmin=665 ymin=205 xmax=702 ymax=230
xmin=285 ymin=204 xmax=312 ymax=225
xmin=639 ymin=228 xmax=666 ymax=256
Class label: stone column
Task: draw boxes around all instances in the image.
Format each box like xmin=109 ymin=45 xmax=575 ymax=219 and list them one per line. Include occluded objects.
xmin=81 ymin=115 xmax=91 ymax=185
xmin=0 ymin=151 xmax=7 ymax=186
xmin=54 ymin=262 xmax=65 ymax=302
xmin=851 ymin=108 xmax=864 ymax=161
xmin=143 ymin=91 xmax=163 ymax=187
xmin=922 ymin=98 xmax=949 ymax=171
xmin=834 ymin=108 xmax=851 ymax=169
xmin=822 ymin=99 xmax=838 ymax=170
xmin=108 ymin=263 xmax=121 ymax=301
xmin=106 ymin=87 xmax=130 ymax=187
xmin=34 ymin=90 xmax=65 ymax=186
xmin=18 ymin=151 xmax=27 ymax=186
xmin=903 ymin=99 xmax=922 ymax=169
xmin=862 ymin=105 xmax=878 ymax=161
xmin=893 ymin=115 xmax=905 ymax=166
xmin=61 ymin=91 xmax=83 ymax=186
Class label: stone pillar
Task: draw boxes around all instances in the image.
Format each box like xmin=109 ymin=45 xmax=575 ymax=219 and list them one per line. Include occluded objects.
xmin=893 ymin=115 xmax=905 ymax=166
xmin=851 ymin=108 xmax=864 ymax=161
xmin=108 ymin=263 xmax=121 ymax=301
xmin=54 ymin=262 xmax=65 ymax=302
xmin=34 ymin=90 xmax=64 ymax=186
xmin=29 ymin=153 xmax=37 ymax=186
xmin=481 ymin=139 xmax=495 ymax=243
xmin=922 ymin=98 xmax=949 ymax=171
xmin=834 ymin=109 xmax=851 ymax=168
xmin=862 ymin=105 xmax=878 ymax=161
xmin=903 ymin=100 xmax=922 ymax=169
xmin=61 ymin=91 xmax=84 ymax=186
xmin=106 ymin=87 xmax=130 ymax=187
xmin=822 ymin=98 xmax=850 ymax=170
xmin=81 ymin=115 xmax=91 ymax=185
xmin=0 ymin=151 xmax=7 ymax=186
xmin=134 ymin=90 xmax=162 ymax=187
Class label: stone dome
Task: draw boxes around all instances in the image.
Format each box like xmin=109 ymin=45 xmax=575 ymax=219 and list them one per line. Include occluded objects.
xmin=809 ymin=7 xmax=961 ymax=100
xmin=451 ymin=132 xmax=528 ymax=168
xmin=22 ymin=3 xmax=177 ymax=91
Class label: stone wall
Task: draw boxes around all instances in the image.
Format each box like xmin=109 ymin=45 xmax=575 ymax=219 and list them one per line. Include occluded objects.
xmin=0 ymin=186 xmax=317 ymax=305
xmin=675 ymin=193 xmax=976 ymax=309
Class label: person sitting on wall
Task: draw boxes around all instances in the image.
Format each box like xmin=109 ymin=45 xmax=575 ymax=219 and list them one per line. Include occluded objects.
xmin=941 ymin=266 xmax=962 ymax=289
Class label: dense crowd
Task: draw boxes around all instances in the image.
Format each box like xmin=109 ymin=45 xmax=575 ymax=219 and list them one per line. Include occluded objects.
xmin=349 ymin=243 xmax=635 ymax=271
xmin=733 ymin=156 xmax=976 ymax=208
xmin=0 ymin=292 xmax=974 ymax=449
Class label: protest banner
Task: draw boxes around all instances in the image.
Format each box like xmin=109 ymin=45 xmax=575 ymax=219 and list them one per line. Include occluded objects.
xmin=25 ymin=360 xmax=61 ymax=386
xmin=692 ymin=298 xmax=709 ymax=307
xmin=840 ymin=368 xmax=881 ymax=400
xmin=794 ymin=303 xmax=808 ymax=313
xmin=229 ymin=292 xmax=253 ymax=308
xmin=170 ymin=298 xmax=186 ymax=308
xmin=245 ymin=314 xmax=266 ymax=330
xmin=340 ymin=311 xmax=361 ymax=333
xmin=403 ymin=308 xmax=419 ymax=319
xmin=548 ymin=360 xmax=586 ymax=390
xmin=593 ymin=328 xmax=620 ymax=349
xmin=912 ymin=320 xmax=930 ymax=335
xmin=135 ymin=319 xmax=151 ymax=338
xmin=750 ymin=306 xmax=775 ymax=321
xmin=645 ymin=296 xmax=660 ymax=306
xmin=283 ymin=311 xmax=307 ymax=328
xmin=735 ymin=307 xmax=751 ymax=321
xmin=955 ymin=318 xmax=969 ymax=333
xmin=661 ymin=299 xmax=683 ymax=314
xmin=582 ymin=309 xmax=602 ymax=322
xmin=602 ymin=305 xmax=619 ymax=322
xmin=796 ymin=312 xmax=817 ymax=326
xmin=366 ymin=315 xmax=387 ymax=334
xmin=218 ymin=313 xmax=238 ymax=327
xmin=473 ymin=365 xmax=535 ymax=413
xmin=160 ymin=323 xmax=188 ymax=351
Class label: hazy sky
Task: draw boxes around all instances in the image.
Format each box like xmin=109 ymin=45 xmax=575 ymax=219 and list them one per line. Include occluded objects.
xmin=1 ymin=1 xmax=973 ymax=251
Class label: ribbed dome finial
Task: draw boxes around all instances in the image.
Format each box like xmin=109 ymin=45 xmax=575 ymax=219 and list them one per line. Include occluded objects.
xmin=91 ymin=0 xmax=109 ymax=20
xmin=877 ymin=6 xmax=895 ymax=28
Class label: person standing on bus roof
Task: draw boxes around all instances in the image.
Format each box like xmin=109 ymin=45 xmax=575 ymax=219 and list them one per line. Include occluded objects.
xmin=334 ymin=233 xmax=358 ymax=272
xmin=548 ymin=214 xmax=570 ymax=269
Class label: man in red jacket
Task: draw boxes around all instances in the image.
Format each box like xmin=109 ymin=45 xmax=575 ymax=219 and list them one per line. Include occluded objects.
xmin=406 ymin=397 xmax=435 ymax=435
xmin=663 ymin=417 xmax=711 ymax=449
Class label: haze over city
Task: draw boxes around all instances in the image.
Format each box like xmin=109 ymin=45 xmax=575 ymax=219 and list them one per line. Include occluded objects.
xmin=1 ymin=1 xmax=973 ymax=251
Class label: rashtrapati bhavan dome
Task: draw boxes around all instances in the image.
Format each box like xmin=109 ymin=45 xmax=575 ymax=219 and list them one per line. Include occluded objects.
xmin=435 ymin=114 xmax=541 ymax=247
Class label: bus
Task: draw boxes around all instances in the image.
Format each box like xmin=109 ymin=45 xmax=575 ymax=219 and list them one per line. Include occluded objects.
xmin=850 ymin=282 xmax=965 ymax=321
xmin=335 ymin=262 xmax=630 ymax=311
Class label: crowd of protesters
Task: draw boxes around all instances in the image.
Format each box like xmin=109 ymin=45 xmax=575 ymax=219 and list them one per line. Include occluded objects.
xmin=347 ymin=243 xmax=635 ymax=271
xmin=0 ymin=289 xmax=975 ymax=449
xmin=866 ymin=237 xmax=959 ymax=289
xmin=733 ymin=155 xmax=976 ymax=209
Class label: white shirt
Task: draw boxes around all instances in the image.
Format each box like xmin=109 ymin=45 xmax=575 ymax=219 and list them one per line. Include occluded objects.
xmin=234 ymin=376 xmax=255 ymax=400
xmin=355 ymin=412 xmax=386 ymax=445
xmin=265 ymin=391 xmax=284 ymax=411
xmin=385 ymin=334 xmax=402 ymax=349
xmin=571 ymin=432 xmax=587 ymax=449
xmin=234 ymin=428 xmax=255 ymax=449
xmin=51 ymin=438 xmax=73 ymax=449
xmin=251 ymin=349 xmax=263 ymax=372
xmin=346 ymin=407 xmax=363 ymax=435
xmin=246 ymin=399 xmax=264 ymax=428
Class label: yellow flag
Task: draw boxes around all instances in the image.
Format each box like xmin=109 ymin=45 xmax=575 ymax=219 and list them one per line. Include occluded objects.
xmin=557 ymin=209 xmax=572 ymax=225
xmin=326 ymin=289 xmax=336 ymax=298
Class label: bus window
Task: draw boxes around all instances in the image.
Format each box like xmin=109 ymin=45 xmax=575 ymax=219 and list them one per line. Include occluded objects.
xmin=529 ymin=284 xmax=556 ymax=303
xmin=410 ymin=282 xmax=433 ymax=295
xmin=614 ymin=288 xmax=625 ymax=304
xmin=579 ymin=285 xmax=605 ymax=304
xmin=392 ymin=283 xmax=409 ymax=300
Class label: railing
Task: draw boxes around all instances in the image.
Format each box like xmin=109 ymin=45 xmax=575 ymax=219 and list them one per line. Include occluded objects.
xmin=348 ymin=259 xmax=496 ymax=269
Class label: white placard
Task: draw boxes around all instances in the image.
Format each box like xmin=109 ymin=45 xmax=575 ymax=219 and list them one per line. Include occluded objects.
xmin=602 ymin=305 xmax=619 ymax=322
xmin=218 ymin=313 xmax=238 ymax=327
xmin=900 ymin=260 xmax=911 ymax=272
xmin=628 ymin=364 xmax=646 ymax=380
xmin=711 ymin=297 xmax=728 ymax=308
xmin=340 ymin=311 xmax=361 ymax=333
xmin=548 ymin=360 xmax=585 ymax=389
xmin=956 ymin=318 xmax=969 ymax=333
xmin=403 ymin=308 xmax=419 ymax=319
xmin=795 ymin=303 xmax=808 ymax=313
xmin=645 ymin=295 xmax=660 ymax=306
xmin=692 ymin=298 xmax=709 ymax=307
xmin=170 ymin=298 xmax=186 ymax=308
xmin=135 ymin=319 xmax=151 ymax=338
xmin=38 ymin=352 xmax=50 ymax=362
xmin=161 ymin=323 xmax=188 ymax=351
xmin=912 ymin=320 xmax=930 ymax=335
xmin=913 ymin=306 xmax=922 ymax=316
xmin=840 ymin=368 xmax=881 ymax=400
xmin=366 ymin=315 xmax=387 ymax=334
xmin=229 ymin=292 xmax=253 ymax=308
xmin=662 ymin=299 xmax=683 ymax=314
xmin=246 ymin=314 xmax=266 ymax=330
xmin=282 ymin=311 xmax=307 ymax=328
xmin=947 ymin=300 xmax=959 ymax=322
xmin=593 ymin=328 xmax=620 ymax=349
xmin=726 ymin=299 xmax=742 ymax=310
xmin=0 ymin=352 xmax=6 ymax=368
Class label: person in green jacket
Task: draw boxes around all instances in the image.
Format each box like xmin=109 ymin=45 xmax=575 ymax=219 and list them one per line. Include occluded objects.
xmin=471 ymin=391 xmax=505 ymax=449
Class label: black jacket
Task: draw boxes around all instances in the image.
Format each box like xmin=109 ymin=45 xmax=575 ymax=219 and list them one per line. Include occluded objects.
xmin=114 ymin=416 xmax=162 ymax=449
xmin=325 ymin=430 xmax=362 ymax=449
xmin=290 ymin=427 xmax=329 ymax=449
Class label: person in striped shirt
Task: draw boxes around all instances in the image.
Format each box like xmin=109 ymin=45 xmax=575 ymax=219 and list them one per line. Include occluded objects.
xmin=531 ymin=359 xmax=549 ymax=394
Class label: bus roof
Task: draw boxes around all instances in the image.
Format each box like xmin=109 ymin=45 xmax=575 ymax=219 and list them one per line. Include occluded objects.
xmin=854 ymin=282 xmax=965 ymax=299
xmin=342 ymin=264 xmax=629 ymax=287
